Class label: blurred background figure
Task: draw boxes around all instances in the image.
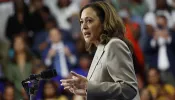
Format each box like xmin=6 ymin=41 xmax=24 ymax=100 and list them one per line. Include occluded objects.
xmin=2 ymin=83 xmax=15 ymax=100
xmin=5 ymin=0 xmax=29 ymax=43
xmin=146 ymin=68 xmax=175 ymax=100
xmin=43 ymin=28 xmax=77 ymax=80
xmin=0 ymin=40 xmax=9 ymax=79
xmin=75 ymin=36 xmax=88 ymax=57
xmin=0 ymin=0 xmax=175 ymax=99
xmin=144 ymin=0 xmax=175 ymax=28
xmin=72 ymin=54 xmax=91 ymax=77
xmin=119 ymin=8 xmax=145 ymax=83
xmin=140 ymin=88 xmax=153 ymax=100
xmin=41 ymin=80 xmax=68 ymax=100
xmin=144 ymin=14 xmax=175 ymax=85
xmin=32 ymin=14 xmax=57 ymax=57
xmin=44 ymin=0 xmax=79 ymax=31
xmin=28 ymin=0 xmax=51 ymax=33
xmin=4 ymin=35 xmax=34 ymax=100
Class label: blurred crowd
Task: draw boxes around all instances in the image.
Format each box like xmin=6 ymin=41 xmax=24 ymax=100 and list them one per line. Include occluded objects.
xmin=0 ymin=0 xmax=175 ymax=100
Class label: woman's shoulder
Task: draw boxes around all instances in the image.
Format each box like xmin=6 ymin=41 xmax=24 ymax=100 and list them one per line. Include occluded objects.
xmin=105 ymin=38 xmax=129 ymax=51
xmin=163 ymin=84 xmax=175 ymax=95
xmin=108 ymin=38 xmax=126 ymax=44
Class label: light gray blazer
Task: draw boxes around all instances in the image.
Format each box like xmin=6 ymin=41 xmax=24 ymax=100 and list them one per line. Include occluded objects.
xmin=87 ymin=38 xmax=140 ymax=100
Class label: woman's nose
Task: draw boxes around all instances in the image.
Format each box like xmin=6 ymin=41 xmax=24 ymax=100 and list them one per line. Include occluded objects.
xmin=82 ymin=23 xmax=88 ymax=30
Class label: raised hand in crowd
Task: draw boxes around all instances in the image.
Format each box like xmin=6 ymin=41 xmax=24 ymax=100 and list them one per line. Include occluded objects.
xmin=47 ymin=49 xmax=56 ymax=58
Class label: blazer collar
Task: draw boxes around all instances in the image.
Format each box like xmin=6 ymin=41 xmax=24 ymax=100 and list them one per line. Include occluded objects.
xmin=87 ymin=44 xmax=105 ymax=80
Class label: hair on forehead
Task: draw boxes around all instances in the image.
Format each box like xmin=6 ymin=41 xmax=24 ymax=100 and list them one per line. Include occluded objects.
xmin=80 ymin=2 xmax=105 ymax=23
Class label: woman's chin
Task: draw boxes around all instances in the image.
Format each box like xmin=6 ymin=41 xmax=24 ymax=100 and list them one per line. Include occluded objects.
xmin=84 ymin=38 xmax=91 ymax=43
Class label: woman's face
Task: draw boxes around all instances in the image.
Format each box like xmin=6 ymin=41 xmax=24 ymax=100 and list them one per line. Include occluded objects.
xmin=44 ymin=82 xmax=56 ymax=98
xmin=14 ymin=37 xmax=25 ymax=52
xmin=3 ymin=86 xmax=14 ymax=100
xmin=148 ymin=69 xmax=160 ymax=84
xmin=79 ymin=56 xmax=91 ymax=69
xmin=156 ymin=16 xmax=167 ymax=29
xmin=80 ymin=7 xmax=103 ymax=44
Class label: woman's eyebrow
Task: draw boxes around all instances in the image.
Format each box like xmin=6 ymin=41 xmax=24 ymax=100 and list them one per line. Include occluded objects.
xmin=80 ymin=16 xmax=93 ymax=20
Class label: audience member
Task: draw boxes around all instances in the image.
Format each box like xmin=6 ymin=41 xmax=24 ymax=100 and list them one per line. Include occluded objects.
xmin=41 ymin=80 xmax=68 ymax=100
xmin=119 ymin=8 xmax=145 ymax=80
xmin=45 ymin=0 xmax=80 ymax=31
xmin=42 ymin=28 xmax=77 ymax=79
xmin=5 ymin=35 xmax=33 ymax=100
xmin=2 ymin=83 xmax=15 ymax=100
xmin=32 ymin=16 xmax=57 ymax=57
xmin=144 ymin=15 xmax=175 ymax=85
xmin=130 ymin=0 xmax=148 ymax=17
xmin=75 ymin=36 xmax=88 ymax=56
xmin=144 ymin=0 xmax=175 ymax=28
xmin=72 ymin=54 xmax=91 ymax=77
xmin=140 ymin=88 xmax=153 ymax=100
xmin=28 ymin=0 xmax=51 ymax=33
xmin=146 ymin=68 xmax=175 ymax=100
xmin=5 ymin=0 xmax=29 ymax=42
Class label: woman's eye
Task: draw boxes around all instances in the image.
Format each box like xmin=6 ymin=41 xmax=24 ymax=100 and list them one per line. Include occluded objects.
xmin=80 ymin=21 xmax=83 ymax=24
xmin=87 ymin=19 xmax=92 ymax=23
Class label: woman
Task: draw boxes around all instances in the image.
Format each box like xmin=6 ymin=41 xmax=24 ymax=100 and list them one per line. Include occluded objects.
xmin=146 ymin=68 xmax=175 ymax=100
xmin=2 ymin=83 xmax=15 ymax=100
xmin=5 ymin=35 xmax=33 ymax=100
xmin=60 ymin=1 xmax=140 ymax=100
xmin=41 ymin=80 xmax=68 ymax=100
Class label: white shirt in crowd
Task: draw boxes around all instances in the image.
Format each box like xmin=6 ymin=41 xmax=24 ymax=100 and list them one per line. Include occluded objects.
xmin=45 ymin=42 xmax=77 ymax=77
xmin=44 ymin=0 xmax=80 ymax=30
xmin=150 ymin=32 xmax=172 ymax=71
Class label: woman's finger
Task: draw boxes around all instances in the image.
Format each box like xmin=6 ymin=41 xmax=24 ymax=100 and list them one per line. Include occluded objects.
xmin=60 ymin=79 xmax=75 ymax=83
xmin=70 ymin=71 xmax=82 ymax=78
xmin=69 ymin=88 xmax=74 ymax=93
xmin=64 ymin=86 xmax=72 ymax=90
xmin=61 ymin=82 xmax=73 ymax=87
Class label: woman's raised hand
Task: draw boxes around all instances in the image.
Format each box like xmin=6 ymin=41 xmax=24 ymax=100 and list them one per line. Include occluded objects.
xmin=60 ymin=71 xmax=88 ymax=96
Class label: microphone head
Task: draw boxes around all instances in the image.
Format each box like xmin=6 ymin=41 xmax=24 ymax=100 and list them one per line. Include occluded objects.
xmin=40 ymin=69 xmax=57 ymax=79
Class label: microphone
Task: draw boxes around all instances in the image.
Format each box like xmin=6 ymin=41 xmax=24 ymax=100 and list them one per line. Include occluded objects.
xmin=24 ymin=69 xmax=57 ymax=82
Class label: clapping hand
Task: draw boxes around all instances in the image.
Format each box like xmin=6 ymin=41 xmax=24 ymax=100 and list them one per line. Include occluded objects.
xmin=64 ymin=46 xmax=72 ymax=57
xmin=60 ymin=71 xmax=88 ymax=96
xmin=47 ymin=49 xmax=56 ymax=58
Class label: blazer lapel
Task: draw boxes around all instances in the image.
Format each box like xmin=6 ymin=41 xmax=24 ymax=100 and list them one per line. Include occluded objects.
xmin=87 ymin=44 xmax=105 ymax=80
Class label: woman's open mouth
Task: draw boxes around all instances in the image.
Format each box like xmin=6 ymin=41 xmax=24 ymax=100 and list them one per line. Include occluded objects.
xmin=84 ymin=32 xmax=91 ymax=38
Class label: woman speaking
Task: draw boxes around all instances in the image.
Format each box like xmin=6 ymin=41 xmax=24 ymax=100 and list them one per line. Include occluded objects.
xmin=60 ymin=1 xmax=140 ymax=100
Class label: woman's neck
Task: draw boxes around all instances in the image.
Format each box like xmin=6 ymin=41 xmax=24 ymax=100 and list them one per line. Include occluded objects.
xmin=94 ymin=41 xmax=100 ymax=47
xmin=16 ymin=52 xmax=26 ymax=66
